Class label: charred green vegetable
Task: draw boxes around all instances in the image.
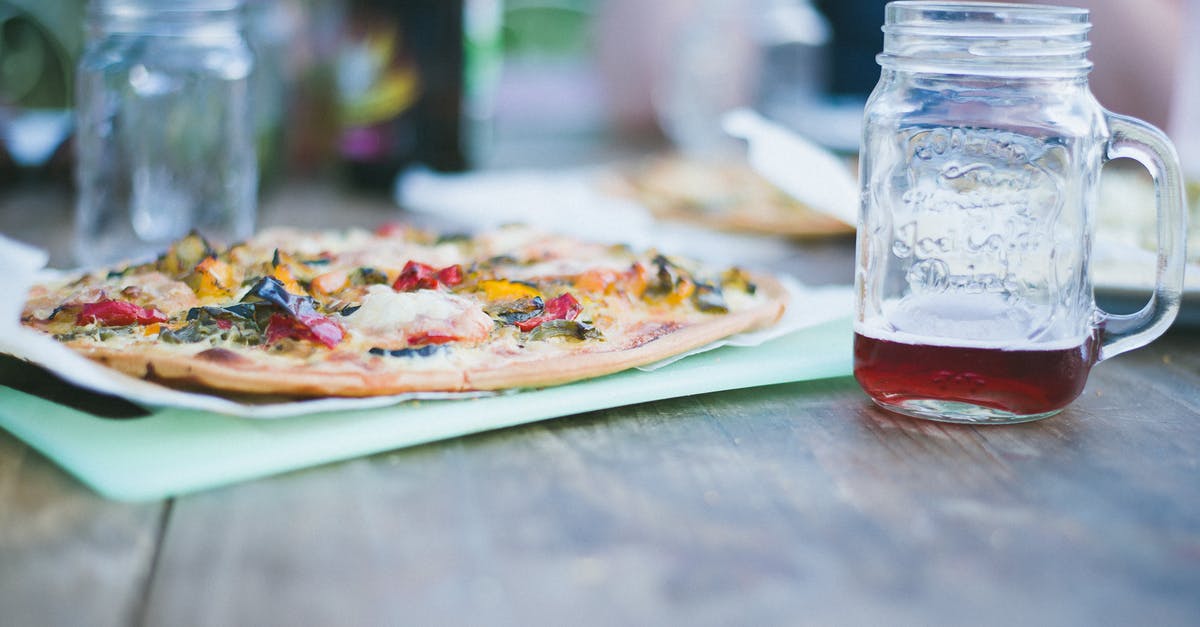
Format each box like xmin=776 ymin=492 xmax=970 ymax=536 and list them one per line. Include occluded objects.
xmin=719 ymin=267 xmax=757 ymax=294
xmin=368 ymin=345 xmax=445 ymax=358
xmin=527 ymin=319 xmax=602 ymax=342
xmin=644 ymin=255 xmax=684 ymax=298
xmin=163 ymin=304 xmax=268 ymax=344
xmin=692 ymin=281 xmax=728 ymax=313
xmin=348 ymin=267 xmax=390 ymax=286
xmin=484 ymin=296 xmax=544 ymax=325
xmin=158 ymin=231 xmax=216 ymax=277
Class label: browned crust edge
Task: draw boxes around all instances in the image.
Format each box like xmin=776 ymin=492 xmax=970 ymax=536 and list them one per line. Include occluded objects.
xmin=646 ymin=203 xmax=855 ymax=238
xmin=66 ymin=273 xmax=789 ymax=398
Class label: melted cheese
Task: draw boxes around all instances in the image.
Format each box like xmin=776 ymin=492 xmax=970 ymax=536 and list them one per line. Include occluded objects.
xmin=342 ymin=285 xmax=492 ymax=348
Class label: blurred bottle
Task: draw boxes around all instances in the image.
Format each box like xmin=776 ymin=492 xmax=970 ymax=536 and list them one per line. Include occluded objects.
xmin=462 ymin=0 xmax=502 ymax=165
xmin=654 ymin=0 xmax=830 ymax=158
xmin=655 ymin=0 xmax=759 ymax=159
xmin=74 ymin=0 xmax=257 ymax=265
xmin=245 ymin=0 xmax=297 ymax=195
xmin=331 ymin=0 xmax=467 ymax=192
xmin=751 ymin=0 xmax=830 ymax=126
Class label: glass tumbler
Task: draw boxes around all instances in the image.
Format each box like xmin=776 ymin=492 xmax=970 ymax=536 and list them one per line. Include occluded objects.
xmin=74 ymin=0 xmax=257 ymax=266
xmin=854 ymin=2 xmax=1187 ymax=424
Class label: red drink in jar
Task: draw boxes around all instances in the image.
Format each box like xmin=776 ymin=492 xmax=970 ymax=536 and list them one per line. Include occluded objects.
xmin=854 ymin=330 xmax=1099 ymax=419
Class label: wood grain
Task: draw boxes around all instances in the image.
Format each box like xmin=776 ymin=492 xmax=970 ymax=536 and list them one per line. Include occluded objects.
xmin=0 ymin=431 xmax=163 ymax=627
xmin=129 ymin=371 xmax=1199 ymax=626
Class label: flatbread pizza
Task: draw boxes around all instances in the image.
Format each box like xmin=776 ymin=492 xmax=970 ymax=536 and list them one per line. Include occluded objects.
xmin=19 ymin=224 xmax=787 ymax=397
xmin=614 ymin=155 xmax=854 ymax=238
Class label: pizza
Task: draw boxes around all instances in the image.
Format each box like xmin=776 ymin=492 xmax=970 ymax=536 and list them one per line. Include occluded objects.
xmin=18 ymin=224 xmax=787 ymax=397
xmin=613 ymin=155 xmax=854 ymax=238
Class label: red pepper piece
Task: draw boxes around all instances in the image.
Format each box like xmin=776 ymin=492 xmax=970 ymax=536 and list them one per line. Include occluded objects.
xmin=393 ymin=261 xmax=464 ymax=292
xmin=436 ymin=264 xmax=464 ymax=287
xmin=406 ymin=331 xmax=459 ymax=346
xmin=515 ymin=293 xmax=581 ymax=332
xmin=373 ymin=222 xmax=407 ymax=237
xmin=77 ymin=299 xmax=167 ymax=326
xmin=264 ymin=312 xmax=344 ymax=349
xmin=393 ymin=261 xmax=439 ymax=291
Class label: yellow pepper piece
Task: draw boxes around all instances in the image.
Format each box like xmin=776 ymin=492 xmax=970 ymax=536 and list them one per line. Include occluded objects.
xmin=311 ymin=270 xmax=349 ymax=298
xmin=478 ymin=279 xmax=541 ymax=301
xmin=665 ymin=275 xmax=696 ymax=306
xmin=272 ymin=263 xmax=305 ymax=295
xmin=186 ymin=256 xmax=237 ymax=301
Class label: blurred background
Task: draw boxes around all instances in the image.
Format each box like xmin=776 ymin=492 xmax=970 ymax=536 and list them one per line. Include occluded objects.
xmin=0 ymin=0 xmax=1194 ymax=195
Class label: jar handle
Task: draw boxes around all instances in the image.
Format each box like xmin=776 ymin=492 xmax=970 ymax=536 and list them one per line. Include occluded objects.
xmin=1096 ymin=112 xmax=1188 ymax=360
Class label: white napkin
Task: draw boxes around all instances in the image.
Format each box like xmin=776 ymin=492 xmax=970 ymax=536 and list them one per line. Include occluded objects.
xmin=721 ymin=108 xmax=860 ymax=225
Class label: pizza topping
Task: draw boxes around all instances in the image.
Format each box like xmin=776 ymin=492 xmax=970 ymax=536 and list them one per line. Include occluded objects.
xmin=163 ymin=305 xmax=263 ymax=345
xmin=350 ymin=285 xmax=466 ymax=327
xmin=184 ymin=257 xmax=237 ymax=301
xmin=514 ymin=293 xmax=582 ymax=332
xmin=477 ymin=279 xmax=540 ymax=301
xmin=720 ymin=267 xmax=757 ymax=294
xmin=644 ymin=255 xmax=696 ymax=304
xmin=349 ymin=267 xmax=390 ymax=286
xmin=373 ymin=222 xmax=409 ymax=237
xmin=406 ymin=331 xmax=459 ymax=345
xmin=342 ymin=285 xmax=492 ymax=349
xmin=263 ymin=313 xmax=341 ymax=348
xmin=269 ymin=251 xmax=307 ymax=295
xmin=77 ymin=299 xmax=167 ymax=326
xmin=242 ymin=277 xmax=344 ymax=348
xmin=392 ymin=261 xmax=464 ymax=292
xmin=158 ymin=231 xmax=216 ymax=277
xmin=483 ymin=296 xmax=542 ymax=325
xmin=369 ymin=345 xmax=445 ymax=358
xmin=692 ymin=281 xmax=729 ymax=313
xmin=574 ymin=268 xmax=622 ymax=294
xmin=310 ymin=270 xmax=349 ymax=297
xmin=527 ymin=319 xmax=602 ymax=341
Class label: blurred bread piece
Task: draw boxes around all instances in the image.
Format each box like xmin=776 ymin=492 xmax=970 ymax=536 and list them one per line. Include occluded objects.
xmin=611 ymin=155 xmax=855 ymax=239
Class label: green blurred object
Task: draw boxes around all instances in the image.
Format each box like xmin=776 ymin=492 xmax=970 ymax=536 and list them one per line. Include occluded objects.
xmin=0 ymin=0 xmax=82 ymax=108
xmin=0 ymin=0 xmax=84 ymax=175
xmin=501 ymin=0 xmax=594 ymax=57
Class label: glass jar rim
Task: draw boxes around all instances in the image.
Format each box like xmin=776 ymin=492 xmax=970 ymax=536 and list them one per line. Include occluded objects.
xmin=886 ymin=2 xmax=1089 ymax=20
xmin=879 ymin=1 xmax=1093 ymax=77
xmin=90 ymin=0 xmax=245 ymax=18
xmin=884 ymin=2 xmax=1090 ymax=34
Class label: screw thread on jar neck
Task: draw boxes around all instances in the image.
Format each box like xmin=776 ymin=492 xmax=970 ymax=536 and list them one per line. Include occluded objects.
xmin=877 ymin=1 xmax=1093 ymax=78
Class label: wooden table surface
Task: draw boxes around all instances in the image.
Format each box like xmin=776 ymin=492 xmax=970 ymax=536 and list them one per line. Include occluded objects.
xmin=1 ymin=172 xmax=1198 ymax=627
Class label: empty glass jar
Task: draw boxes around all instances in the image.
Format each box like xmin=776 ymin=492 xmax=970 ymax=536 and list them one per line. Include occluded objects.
xmin=74 ymin=0 xmax=257 ymax=266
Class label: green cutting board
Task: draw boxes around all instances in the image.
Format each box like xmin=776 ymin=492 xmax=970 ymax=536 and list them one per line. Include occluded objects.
xmin=0 ymin=317 xmax=853 ymax=502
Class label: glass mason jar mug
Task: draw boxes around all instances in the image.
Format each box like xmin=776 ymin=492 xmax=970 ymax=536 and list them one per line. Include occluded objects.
xmin=74 ymin=0 xmax=257 ymax=266
xmin=854 ymin=2 xmax=1187 ymax=423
